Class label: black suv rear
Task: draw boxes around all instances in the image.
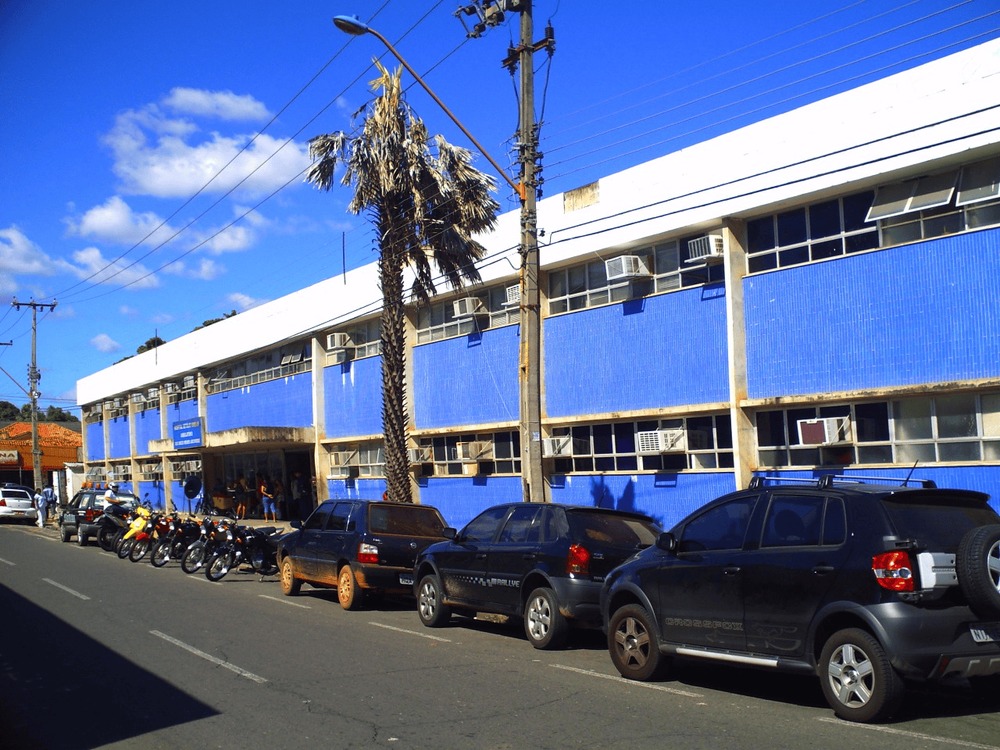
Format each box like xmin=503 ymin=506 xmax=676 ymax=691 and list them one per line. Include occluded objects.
xmin=58 ymin=489 xmax=139 ymax=545
xmin=601 ymin=476 xmax=1000 ymax=722
xmin=414 ymin=502 xmax=660 ymax=649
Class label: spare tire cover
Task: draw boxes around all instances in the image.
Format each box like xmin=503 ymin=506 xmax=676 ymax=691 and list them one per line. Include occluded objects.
xmin=957 ymin=524 xmax=1000 ymax=619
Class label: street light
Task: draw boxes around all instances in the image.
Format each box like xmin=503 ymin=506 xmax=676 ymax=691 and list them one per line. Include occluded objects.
xmin=333 ymin=13 xmax=545 ymax=503
xmin=333 ymin=15 xmax=524 ymax=201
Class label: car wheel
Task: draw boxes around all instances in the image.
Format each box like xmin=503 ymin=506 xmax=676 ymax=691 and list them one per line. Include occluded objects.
xmin=608 ymin=604 xmax=667 ymax=681
xmin=60 ymin=525 xmax=71 ymax=543
xmin=337 ymin=565 xmax=363 ymax=611
xmin=150 ymin=539 xmax=171 ymax=567
xmin=77 ymin=532 xmax=88 ymax=547
xmin=524 ymin=587 xmax=568 ymax=650
xmin=280 ymin=557 xmax=301 ymax=596
xmin=820 ymin=628 xmax=904 ymax=723
xmin=417 ymin=574 xmax=451 ymax=627
xmin=957 ymin=525 xmax=1000 ymax=619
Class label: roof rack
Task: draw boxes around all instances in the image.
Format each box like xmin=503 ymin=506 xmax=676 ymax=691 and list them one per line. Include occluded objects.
xmin=748 ymin=475 xmax=937 ymax=490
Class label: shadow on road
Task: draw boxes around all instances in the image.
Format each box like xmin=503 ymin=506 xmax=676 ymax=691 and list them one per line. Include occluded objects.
xmin=0 ymin=583 xmax=217 ymax=749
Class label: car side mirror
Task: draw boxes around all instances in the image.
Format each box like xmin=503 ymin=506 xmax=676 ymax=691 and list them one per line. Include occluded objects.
xmin=656 ymin=532 xmax=677 ymax=553
xmin=290 ymin=519 xmax=302 ymax=529
xmin=442 ymin=527 xmax=457 ymax=540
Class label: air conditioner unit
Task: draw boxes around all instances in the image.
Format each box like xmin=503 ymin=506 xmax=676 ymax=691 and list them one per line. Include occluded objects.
xmin=326 ymin=332 xmax=353 ymax=351
xmin=330 ymin=450 xmax=359 ymax=468
xmin=687 ymin=234 xmax=724 ymax=263
xmin=163 ymin=382 xmax=179 ymax=394
xmin=407 ymin=447 xmax=431 ymax=464
xmin=605 ymin=255 xmax=651 ymax=281
xmin=147 ymin=387 xmax=159 ymax=399
xmin=636 ymin=428 xmax=688 ymax=454
xmin=453 ymin=297 xmax=485 ymax=319
xmin=503 ymin=284 xmax=521 ymax=306
xmin=797 ymin=417 xmax=852 ymax=445
xmin=457 ymin=441 xmax=493 ymax=462
xmin=131 ymin=393 xmax=145 ymax=404
xmin=182 ymin=375 xmax=196 ymax=389
xmin=542 ymin=435 xmax=572 ymax=457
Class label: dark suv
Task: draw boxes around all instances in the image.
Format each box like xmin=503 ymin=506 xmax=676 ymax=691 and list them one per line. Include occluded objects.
xmin=414 ymin=502 xmax=660 ymax=649
xmin=601 ymin=476 xmax=1000 ymax=722
xmin=58 ymin=489 xmax=139 ymax=545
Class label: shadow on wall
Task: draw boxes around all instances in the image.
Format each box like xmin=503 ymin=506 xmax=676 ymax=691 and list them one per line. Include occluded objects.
xmin=591 ymin=475 xmax=638 ymax=513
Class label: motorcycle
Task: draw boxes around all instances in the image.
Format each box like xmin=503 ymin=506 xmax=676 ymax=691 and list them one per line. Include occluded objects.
xmin=150 ymin=515 xmax=201 ymax=568
xmin=128 ymin=511 xmax=172 ymax=562
xmin=117 ymin=503 xmax=152 ymax=559
xmin=180 ymin=517 xmax=232 ymax=574
xmin=204 ymin=524 xmax=282 ymax=582
xmin=97 ymin=502 xmax=132 ymax=552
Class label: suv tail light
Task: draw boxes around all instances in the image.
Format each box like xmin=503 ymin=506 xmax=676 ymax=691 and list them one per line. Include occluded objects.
xmin=872 ymin=550 xmax=915 ymax=592
xmin=84 ymin=508 xmax=98 ymax=523
xmin=0 ymin=499 xmax=6 ymax=507
xmin=357 ymin=542 xmax=379 ymax=564
xmin=566 ymin=544 xmax=591 ymax=575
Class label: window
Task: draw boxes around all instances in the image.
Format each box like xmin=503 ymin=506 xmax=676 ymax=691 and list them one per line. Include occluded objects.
xmin=305 ymin=501 xmax=334 ymax=530
xmin=762 ymin=495 xmax=823 ymax=548
xmin=415 ymin=284 xmax=519 ymax=344
xmin=757 ymin=393 xmax=1000 ymax=468
xmin=549 ymin=415 xmax=733 ymax=474
xmin=746 ymin=190 xmax=879 ymax=273
xmin=679 ymin=495 xmax=759 ymax=552
xmin=461 ymin=505 xmax=511 ymax=542
xmin=416 ymin=431 xmax=520 ymax=476
xmin=356 ymin=442 xmax=385 ymax=477
xmin=328 ymin=501 xmax=354 ymax=532
xmin=207 ymin=342 xmax=312 ymax=393
xmin=497 ymin=505 xmax=543 ymax=544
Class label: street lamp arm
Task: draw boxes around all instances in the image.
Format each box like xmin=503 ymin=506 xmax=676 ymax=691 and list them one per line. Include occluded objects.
xmin=333 ymin=16 xmax=525 ymax=202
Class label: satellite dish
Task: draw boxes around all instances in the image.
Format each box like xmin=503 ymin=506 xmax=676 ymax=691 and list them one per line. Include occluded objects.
xmin=183 ymin=476 xmax=203 ymax=499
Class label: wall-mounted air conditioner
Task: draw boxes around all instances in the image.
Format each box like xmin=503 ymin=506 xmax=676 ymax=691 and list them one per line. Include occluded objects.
xmin=456 ymin=441 xmax=493 ymax=462
xmin=147 ymin=387 xmax=159 ymax=399
xmin=636 ymin=428 xmax=688 ymax=454
xmin=797 ymin=417 xmax=853 ymax=445
xmin=131 ymin=393 xmax=145 ymax=404
xmin=541 ymin=435 xmax=572 ymax=457
xmin=407 ymin=447 xmax=432 ymax=464
xmin=605 ymin=255 xmax=651 ymax=281
xmin=330 ymin=450 xmax=359 ymax=468
xmin=686 ymin=234 xmax=724 ymax=263
xmin=182 ymin=375 xmax=196 ymax=389
xmin=503 ymin=284 xmax=521 ymax=306
xmin=326 ymin=332 xmax=353 ymax=351
xmin=453 ymin=297 xmax=485 ymax=319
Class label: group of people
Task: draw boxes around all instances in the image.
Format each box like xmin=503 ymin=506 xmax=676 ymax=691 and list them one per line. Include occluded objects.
xmin=32 ymin=483 xmax=57 ymax=528
xmin=220 ymin=470 xmax=312 ymax=523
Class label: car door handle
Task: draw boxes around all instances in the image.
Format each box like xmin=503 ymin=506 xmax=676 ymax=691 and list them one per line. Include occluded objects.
xmin=723 ymin=566 xmax=741 ymax=576
xmin=522 ymin=553 xmax=536 ymax=560
xmin=475 ymin=553 xmax=487 ymax=560
xmin=812 ymin=565 xmax=835 ymax=575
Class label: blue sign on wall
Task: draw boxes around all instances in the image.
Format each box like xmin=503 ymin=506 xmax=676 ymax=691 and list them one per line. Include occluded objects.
xmin=172 ymin=418 xmax=203 ymax=449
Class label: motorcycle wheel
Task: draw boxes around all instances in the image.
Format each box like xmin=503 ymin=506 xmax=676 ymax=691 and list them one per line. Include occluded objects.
xmin=150 ymin=539 xmax=171 ymax=567
xmin=249 ymin=546 xmax=277 ymax=576
xmin=181 ymin=542 xmax=206 ymax=574
xmin=97 ymin=525 xmax=117 ymax=552
xmin=206 ymin=549 xmax=234 ymax=582
xmin=117 ymin=537 xmax=136 ymax=560
xmin=129 ymin=538 xmax=151 ymax=563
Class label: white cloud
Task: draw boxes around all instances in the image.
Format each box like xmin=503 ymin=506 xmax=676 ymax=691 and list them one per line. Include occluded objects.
xmin=68 ymin=196 xmax=176 ymax=247
xmin=227 ymin=291 xmax=266 ymax=311
xmin=164 ymin=257 xmax=225 ymax=280
xmin=163 ymin=87 xmax=271 ymax=121
xmin=119 ymin=305 xmax=140 ymax=316
xmin=151 ymin=313 xmax=174 ymax=325
xmin=103 ymin=99 xmax=311 ymax=199
xmin=90 ymin=333 xmax=120 ymax=353
xmin=0 ymin=225 xmax=74 ymax=295
xmin=68 ymin=246 xmax=159 ymax=289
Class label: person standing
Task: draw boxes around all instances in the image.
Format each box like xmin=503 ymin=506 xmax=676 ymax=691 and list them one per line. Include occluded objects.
xmin=259 ymin=475 xmax=276 ymax=522
xmin=40 ymin=483 xmax=56 ymax=526
xmin=34 ymin=487 xmax=47 ymax=529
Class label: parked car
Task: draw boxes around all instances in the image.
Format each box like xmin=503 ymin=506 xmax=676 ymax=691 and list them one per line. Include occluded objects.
xmin=277 ymin=499 xmax=450 ymax=610
xmin=601 ymin=475 xmax=1000 ymax=723
xmin=414 ymin=502 xmax=660 ymax=649
xmin=58 ymin=489 xmax=139 ymax=545
xmin=0 ymin=486 xmax=38 ymax=524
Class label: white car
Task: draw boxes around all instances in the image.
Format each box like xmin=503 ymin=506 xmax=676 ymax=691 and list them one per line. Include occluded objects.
xmin=0 ymin=487 xmax=38 ymax=524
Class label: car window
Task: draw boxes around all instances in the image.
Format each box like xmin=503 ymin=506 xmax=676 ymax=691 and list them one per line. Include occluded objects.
xmin=328 ymin=502 xmax=354 ymax=532
xmin=461 ymin=505 xmax=511 ymax=543
xmin=679 ymin=495 xmax=759 ymax=552
xmin=822 ymin=497 xmax=846 ymax=545
xmin=304 ymin=501 xmax=335 ymax=530
xmin=497 ymin=505 xmax=543 ymax=543
xmin=568 ymin=512 xmax=659 ymax=547
xmin=369 ymin=504 xmax=446 ymax=536
xmin=881 ymin=491 xmax=1000 ymax=549
xmin=762 ymin=495 xmax=823 ymax=547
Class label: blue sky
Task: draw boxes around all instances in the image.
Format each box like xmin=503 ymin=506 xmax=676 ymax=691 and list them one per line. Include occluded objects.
xmin=1 ymin=0 xmax=998 ymax=414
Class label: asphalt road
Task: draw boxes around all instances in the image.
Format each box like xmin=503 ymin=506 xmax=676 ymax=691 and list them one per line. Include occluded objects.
xmin=1 ymin=522 xmax=999 ymax=750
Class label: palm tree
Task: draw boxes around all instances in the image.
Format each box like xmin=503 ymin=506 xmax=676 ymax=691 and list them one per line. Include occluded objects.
xmin=306 ymin=63 xmax=500 ymax=503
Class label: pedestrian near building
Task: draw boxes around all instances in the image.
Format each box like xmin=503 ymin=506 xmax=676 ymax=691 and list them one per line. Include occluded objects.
xmin=259 ymin=475 xmax=276 ymax=522
xmin=40 ymin=483 xmax=55 ymax=526
xmin=34 ymin=487 xmax=47 ymax=528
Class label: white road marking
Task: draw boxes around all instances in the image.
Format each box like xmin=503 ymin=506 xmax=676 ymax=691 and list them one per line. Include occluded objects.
xmin=259 ymin=594 xmax=311 ymax=609
xmin=551 ymin=664 xmax=703 ymax=698
xmin=42 ymin=578 xmax=90 ymax=600
xmin=369 ymin=622 xmax=452 ymax=643
xmin=150 ymin=630 xmax=267 ymax=683
xmin=817 ymin=717 xmax=1000 ymax=749
xmin=0 ymin=557 xmax=14 ymax=566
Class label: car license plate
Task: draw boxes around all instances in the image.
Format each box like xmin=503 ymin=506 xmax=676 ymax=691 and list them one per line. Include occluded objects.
xmin=398 ymin=573 xmax=414 ymax=586
xmin=970 ymin=623 xmax=1000 ymax=643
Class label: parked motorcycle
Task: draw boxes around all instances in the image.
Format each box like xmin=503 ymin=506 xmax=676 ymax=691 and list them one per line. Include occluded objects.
xmin=128 ymin=511 xmax=172 ymax=562
xmin=180 ymin=517 xmax=231 ymax=574
xmin=150 ymin=515 xmax=201 ymax=568
xmin=204 ymin=524 xmax=282 ymax=582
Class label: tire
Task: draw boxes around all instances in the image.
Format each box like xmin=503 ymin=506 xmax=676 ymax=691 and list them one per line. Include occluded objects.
xmin=249 ymin=545 xmax=277 ymax=576
xmin=206 ymin=549 xmax=234 ymax=582
xmin=416 ymin=574 xmax=451 ymax=627
xmin=957 ymin=525 xmax=1000 ymax=619
xmin=524 ymin=587 xmax=568 ymax=650
xmin=129 ymin=538 xmax=151 ymax=563
xmin=117 ymin=537 xmax=136 ymax=559
xmin=97 ymin=525 xmax=116 ymax=552
xmin=280 ymin=557 xmax=301 ymax=596
xmin=608 ymin=604 xmax=668 ymax=681
xmin=60 ymin=525 xmax=71 ymax=543
xmin=181 ymin=542 xmax=206 ymax=574
xmin=151 ymin=539 xmax=171 ymax=568
xmin=338 ymin=565 xmax=362 ymax=611
xmin=819 ymin=628 xmax=904 ymax=723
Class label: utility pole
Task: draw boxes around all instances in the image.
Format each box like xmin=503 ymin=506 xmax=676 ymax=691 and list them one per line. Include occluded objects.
xmin=11 ymin=298 xmax=57 ymax=491
xmin=457 ymin=0 xmax=554 ymax=502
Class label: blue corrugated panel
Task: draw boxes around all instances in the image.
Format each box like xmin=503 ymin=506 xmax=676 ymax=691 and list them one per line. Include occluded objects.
xmin=108 ymin=416 xmax=130 ymax=459
xmin=206 ymin=374 xmax=313 ymax=432
xmin=746 ymin=231 xmax=1000 ymax=399
xmin=417 ymin=475 xmax=523 ymax=530
xmin=324 ymin=357 xmax=383 ymax=438
xmin=133 ymin=408 xmax=161 ymax=455
xmin=326 ymin=477 xmax=385 ymax=501
xmin=544 ymin=287 xmax=729 ymax=418
xmin=85 ymin=421 xmax=104 ymax=461
xmin=135 ymin=481 xmax=166 ymax=511
xmin=412 ymin=326 xmax=519 ymax=430
xmin=167 ymin=400 xmax=198 ymax=426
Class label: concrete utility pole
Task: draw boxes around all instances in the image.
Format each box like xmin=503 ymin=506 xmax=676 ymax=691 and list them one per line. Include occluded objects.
xmin=459 ymin=0 xmax=554 ymax=503
xmin=11 ymin=298 xmax=57 ymax=491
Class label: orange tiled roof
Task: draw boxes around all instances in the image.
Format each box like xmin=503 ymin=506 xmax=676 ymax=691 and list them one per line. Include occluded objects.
xmin=0 ymin=421 xmax=82 ymax=448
